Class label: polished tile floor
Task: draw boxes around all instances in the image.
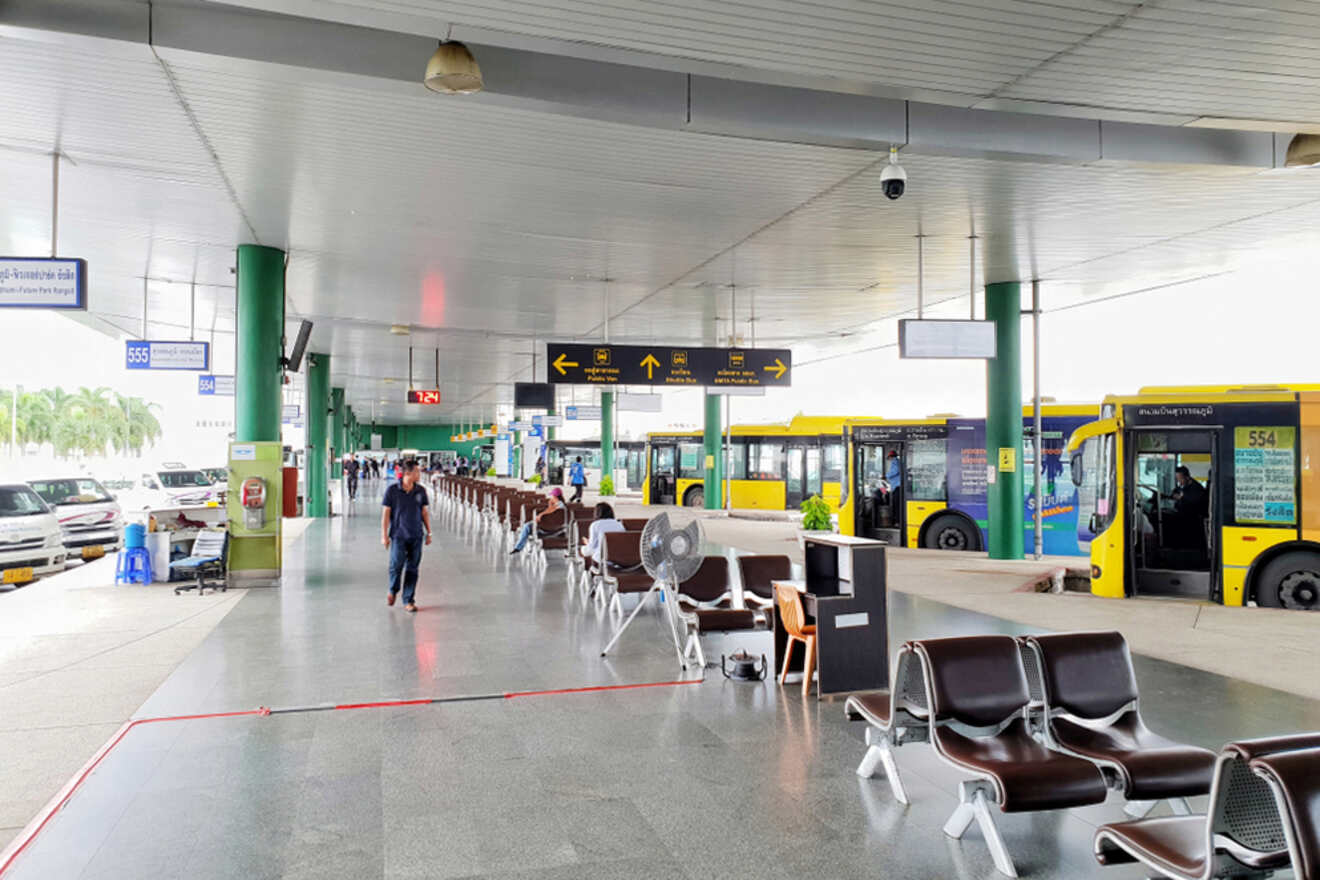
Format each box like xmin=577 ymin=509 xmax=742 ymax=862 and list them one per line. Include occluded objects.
xmin=7 ymin=481 xmax=1320 ymax=879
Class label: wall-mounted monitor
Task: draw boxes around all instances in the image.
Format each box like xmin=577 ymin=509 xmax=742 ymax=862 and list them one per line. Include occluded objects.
xmin=285 ymin=319 xmax=314 ymax=372
xmin=514 ymin=382 xmax=554 ymax=409
xmin=898 ymin=319 xmax=996 ymax=359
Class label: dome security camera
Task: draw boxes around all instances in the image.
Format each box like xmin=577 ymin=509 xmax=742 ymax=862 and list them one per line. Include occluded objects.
xmin=881 ymin=146 xmax=906 ymax=200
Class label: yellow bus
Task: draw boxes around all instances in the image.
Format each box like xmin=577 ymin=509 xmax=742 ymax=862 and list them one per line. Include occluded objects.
xmin=838 ymin=405 xmax=1097 ymax=554
xmin=643 ymin=416 xmax=848 ymax=509
xmin=1066 ymin=385 xmax=1320 ymax=609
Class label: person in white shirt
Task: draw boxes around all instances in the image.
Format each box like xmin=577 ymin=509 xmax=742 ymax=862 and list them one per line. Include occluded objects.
xmin=581 ymin=501 xmax=626 ymax=562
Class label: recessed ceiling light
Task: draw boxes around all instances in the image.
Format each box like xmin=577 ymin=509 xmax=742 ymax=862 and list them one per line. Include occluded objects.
xmin=390 ymin=324 xmax=411 ymax=336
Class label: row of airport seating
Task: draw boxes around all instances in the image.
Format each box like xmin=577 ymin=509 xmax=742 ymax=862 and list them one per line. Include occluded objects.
xmin=434 ymin=477 xmax=788 ymax=666
xmin=845 ymin=630 xmax=1320 ymax=879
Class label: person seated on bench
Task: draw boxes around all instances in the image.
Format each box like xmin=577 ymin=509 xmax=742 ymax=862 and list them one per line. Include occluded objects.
xmin=510 ymin=487 xmax=563 ymax=554
xmin=581 ymin=501 xmax=624 ymax=563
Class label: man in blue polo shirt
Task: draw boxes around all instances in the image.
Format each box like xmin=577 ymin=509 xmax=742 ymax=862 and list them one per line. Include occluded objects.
xmin=381 ymin=459 xmax=432 ymax=612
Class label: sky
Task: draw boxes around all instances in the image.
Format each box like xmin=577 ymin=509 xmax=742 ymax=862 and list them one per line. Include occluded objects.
xmin=2 ymin=253 xmax=1316 ymax=465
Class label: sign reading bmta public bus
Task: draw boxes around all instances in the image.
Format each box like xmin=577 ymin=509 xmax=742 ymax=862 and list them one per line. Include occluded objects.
xmin=546 ymin=343 xmax=791 ymax=388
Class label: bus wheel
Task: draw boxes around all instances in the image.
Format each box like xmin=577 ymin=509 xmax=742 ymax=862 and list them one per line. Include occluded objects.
xmin=924 ymin=515 xmax=975 ymax=551
xmin=1256 ymin=552 xmax=1320 ymax=611
xmin=684 ymin=487 xmax=704 ymax=508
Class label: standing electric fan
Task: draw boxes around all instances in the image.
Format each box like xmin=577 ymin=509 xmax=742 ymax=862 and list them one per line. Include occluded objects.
xmin=600 ymin=512 xmax=705 ymax=669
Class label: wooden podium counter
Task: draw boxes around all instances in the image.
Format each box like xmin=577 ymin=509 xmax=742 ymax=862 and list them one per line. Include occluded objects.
xmin=772 ymin=534 xmax=888 ymax=698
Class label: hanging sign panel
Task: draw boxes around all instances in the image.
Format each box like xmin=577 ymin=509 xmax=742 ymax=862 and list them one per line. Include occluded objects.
xmin=565 ymin=405 xmax=601 ymax=421
xmin=198 ymin=374 xmax=235 ymax=396
xmin=532 ymin=415 xmax=564 ymax=427
xmin=126 ymin=340 xmax=210 ymax=371
xmin=898 ymin=319 xmax=997 ymax=359
xmin=281 ymin=404 xmax=301 ymax=423
xmin=617 ymin=392 xmax=663 ymax=412
xmin=546 ymin=343 xmax=791 ymax=387
xmin=0 ymin=257 xmax=87 ymax=309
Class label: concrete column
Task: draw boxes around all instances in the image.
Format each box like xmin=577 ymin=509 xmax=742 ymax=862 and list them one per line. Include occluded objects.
xmin=234 ymin=244 xmax=284 ymax=443
xmin=330 ymin=387 xmax=345 ymax=478
xmin=703 ymin=393 xmax=723 ymax=509
xmin=600 ymin=391 xmax=615 ymax=491
xmin=985 ymin=282 xmax=1024 ymax=559
xmin=306 ymin=353 xmax=330 ymax=517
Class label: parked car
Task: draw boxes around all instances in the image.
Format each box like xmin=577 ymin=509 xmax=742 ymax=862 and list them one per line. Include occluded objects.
xmin=26 ymin=476 xmax=124 ymax=563
xmin=0 ymin=483 xmax=66 ymax=586
xmin=118 ymin=466 xmax=222 ymax=512
xmin=201 ymin=467 xmax=227 ymax=486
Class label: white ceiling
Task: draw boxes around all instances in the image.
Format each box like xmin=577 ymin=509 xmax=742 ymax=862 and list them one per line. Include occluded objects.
xmin=230 ymin=0 xmax=1320 ymax=127
xmin=3 ymin=12 xmax=1320 ymax=423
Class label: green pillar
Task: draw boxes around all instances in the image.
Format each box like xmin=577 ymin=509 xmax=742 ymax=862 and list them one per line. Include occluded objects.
xmin=306 ymin=352 xmax=330 ymax=517
xmin=235 ymin=245 xmax=284 ymax=443
xmin=985 ymin=282 xmax=1024 ymax=559
xmin=330 ymin=387 xmax=345 ymax=478
xmin=600 ymin=391 xmax=615 ymax=491
xmin=703 ymin=393 xmax=723 ymax=509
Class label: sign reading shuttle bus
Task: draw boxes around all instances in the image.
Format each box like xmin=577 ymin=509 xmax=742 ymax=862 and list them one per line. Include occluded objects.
xmin=546 ymin=343 xmax=791 ymax=388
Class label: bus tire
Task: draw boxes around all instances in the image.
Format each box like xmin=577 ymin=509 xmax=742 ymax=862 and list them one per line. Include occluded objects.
xmin=923 ymin=514 xmax=977 ymax=552
xmin=683 ymin=486 xmax=704 ymax=508
xmin=1255 ymin=551 xmax=1320 ymax=611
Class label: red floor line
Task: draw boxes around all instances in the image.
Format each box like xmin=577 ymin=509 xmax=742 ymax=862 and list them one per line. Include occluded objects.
xmin=503 ymin=679 xmax=702 ymax=699
xmin=0 ymin=681 xmax=701 ymax=876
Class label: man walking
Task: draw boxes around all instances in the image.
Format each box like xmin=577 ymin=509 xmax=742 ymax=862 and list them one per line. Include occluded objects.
xmin=569 ymin=455 xmax=586 ymax=503
xmin=381 ymin=459 xmax=431 ymax=613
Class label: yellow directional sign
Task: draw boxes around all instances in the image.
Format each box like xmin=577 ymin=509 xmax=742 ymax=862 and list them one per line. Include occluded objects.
xmin=546 ymin=343 xmax=791 ymax=387
xmin=640 ymin=353 xmax=661 ymax=379
xmin=552 ymin=353 xmax=579 ymax=375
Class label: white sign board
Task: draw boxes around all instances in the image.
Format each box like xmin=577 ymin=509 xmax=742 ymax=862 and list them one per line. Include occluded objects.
xmin=370 ymin=433 xmax=383 ymax=451
xmin=617 ymin=392 xmax=663 ymax=412
xmin=231 ymin=444 xmax=257 ymax=461
xmin=198 ymin=374 xmax=235 ymax=396
xmin=898 ymin=319 xmax=997 ymax=359
xmin=281 ymin=404 xmax=301 ymax=422
xmin=511 ymin=420 xmax=534 ymax=431
xmin=565 ymin=405 xmax=601 ymax=421
xmin=0 ymin=257 xmax=87 ymax=309
xmin=532 ymin=414 xmax=564 ymax=427
xmin=125 ymin=340 xmax=210 ymax=370
xmin=706 ymin=386 xmax=766 ymax=397
xmin=494 ymin=433 xmax=513 ymax=476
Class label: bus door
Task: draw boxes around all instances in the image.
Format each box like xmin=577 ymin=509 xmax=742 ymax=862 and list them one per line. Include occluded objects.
xmin=853 ymin=440 xmax=904 ymax=545
xmin=650 ymin=443 xmax=678 ymax=505
xmin=785 ymin=443 xmax=822 ymax=508
xmin=1127 ymin=429 xmax=1217 ymax=600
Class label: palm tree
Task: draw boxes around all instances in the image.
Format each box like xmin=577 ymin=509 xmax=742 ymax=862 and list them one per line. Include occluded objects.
xmin=16 ymin=392 xmax=55 ymax=450
xmin=113 ymin=393 xmax=162 ymax=456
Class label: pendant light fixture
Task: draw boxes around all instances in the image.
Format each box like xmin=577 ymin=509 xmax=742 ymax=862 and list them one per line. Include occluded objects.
xmin=424 ymin=30 xmax=483 ymax=95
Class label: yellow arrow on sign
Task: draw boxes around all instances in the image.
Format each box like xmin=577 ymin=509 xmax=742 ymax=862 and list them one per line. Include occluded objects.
xmin=553 ymin=353 xmax=579 ymax=375
xmin=764 ymin=358 xmax=788 ymax=380
xmin=640 ymin=353 xmax=661 ymax=379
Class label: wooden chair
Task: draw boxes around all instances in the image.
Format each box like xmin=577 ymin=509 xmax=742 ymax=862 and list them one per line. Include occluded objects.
xmin=774 ymin=582 xmax=817 ymax=697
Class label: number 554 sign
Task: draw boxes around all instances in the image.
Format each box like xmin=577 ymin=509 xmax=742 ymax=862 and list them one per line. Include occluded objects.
xmin=126 ymin=340 xmax=210 ymax=370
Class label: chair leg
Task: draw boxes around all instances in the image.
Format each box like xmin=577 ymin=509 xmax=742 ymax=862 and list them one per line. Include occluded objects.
xmin=801 ymin=634 xmax=817 ymax=698
xmin=943 ymin=801 xmax=976 ymax=838
xmin=857 ymin=729 xmax=910 ymax=805
xmin=1168 ymin=797 xmax=1192 ymax=816
xmin=779 ymin=637 xmax=796 ymax=685
xmin=970 ymin=788 xmax=1017 ymax=878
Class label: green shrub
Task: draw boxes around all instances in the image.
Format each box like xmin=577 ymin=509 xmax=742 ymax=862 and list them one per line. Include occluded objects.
xmin=598 ymin=475 xmax=616 ymax=496
xmin=486 ymin=466 xmax=496 ymax=477
xmin=799 ymin=495 xmax=832 ymax=531
xmin=528 ymin=474 xmax=542 ymax=485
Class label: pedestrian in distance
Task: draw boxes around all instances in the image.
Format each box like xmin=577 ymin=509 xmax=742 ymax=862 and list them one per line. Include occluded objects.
xmin=569 ymin=455 xmax=586 ymax=503
xmin=381 ymin=459 xmax=432 ymax=613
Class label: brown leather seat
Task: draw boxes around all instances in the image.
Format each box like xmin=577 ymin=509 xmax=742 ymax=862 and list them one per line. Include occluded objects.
xmin=602 ymin=532 xmax=652 ymax=603
xmin=842 ymin=643 xmax=928 ymax=805
xmin=844 ymin=692 xmax=891 ymax=727
xmin=1027 ymin=631 xmax=1215 ymax=802
xmin=915 ymin=634 xmax=1107 ymax=877
xmin=1249 ymin=745 xmax=1320 ymax=880
xmin=1094 ymin=733 xmax=1318 ymax=880
xmin=673 ymin=557 xmax=755 ymax=667
xmin=735 ymin=554 xmax=790 ymax=626
xmin=620 ymin=518 xmax=649 ymax=531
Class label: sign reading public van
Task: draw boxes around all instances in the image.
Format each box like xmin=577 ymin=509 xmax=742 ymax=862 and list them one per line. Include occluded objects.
xmin=125 ymin=340 xmax=210 ymax=371
xmin=0 ymin=257 xmax=87 ymax=309
xmin=546 ymin=343 xmax=791 ymax=387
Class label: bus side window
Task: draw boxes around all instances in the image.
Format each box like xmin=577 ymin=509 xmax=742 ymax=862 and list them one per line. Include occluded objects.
xmin=728 ymin=441 xmax=747 ymax=480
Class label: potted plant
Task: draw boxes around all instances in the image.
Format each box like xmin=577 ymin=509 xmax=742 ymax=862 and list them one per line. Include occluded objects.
xmin=796 ymin=494 xmax=835 ymax=550
xmin=598 ymin=474 xmax=615 ymax=497
xmin=486 ymin=466 xmax=496 ymax=477
xmin=528 ymin=474 xmax=542 ymax=486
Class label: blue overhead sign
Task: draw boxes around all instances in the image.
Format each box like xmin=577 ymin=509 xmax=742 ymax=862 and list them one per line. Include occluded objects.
xmin=126 ymin=340 xmax=210 ymax=371
xmin=198 ymin=374 xmax=235 ymax=396
xmin=0 ymin=257 xmax=87 ymax=309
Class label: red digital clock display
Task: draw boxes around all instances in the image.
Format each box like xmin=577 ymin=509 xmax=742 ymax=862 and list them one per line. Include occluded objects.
xmin=406 ymin=389 xmax=441 ymax=404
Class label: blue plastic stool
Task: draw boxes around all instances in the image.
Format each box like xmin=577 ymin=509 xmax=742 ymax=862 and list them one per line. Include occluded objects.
xmin=115 ymin=547 xmax=152 ymax=584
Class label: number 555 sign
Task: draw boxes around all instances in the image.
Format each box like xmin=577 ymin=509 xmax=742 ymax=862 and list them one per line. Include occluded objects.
xmin=126 ymin=340 xmax=210 ymax=371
